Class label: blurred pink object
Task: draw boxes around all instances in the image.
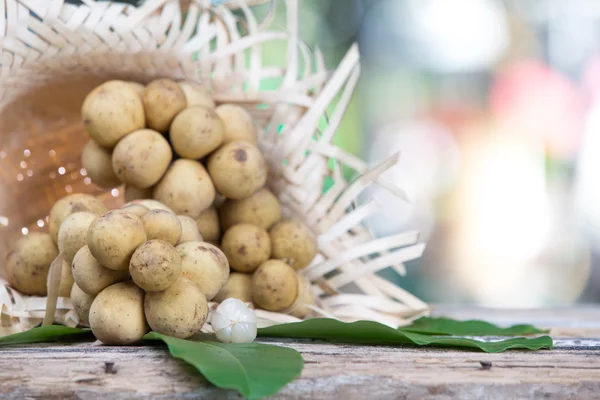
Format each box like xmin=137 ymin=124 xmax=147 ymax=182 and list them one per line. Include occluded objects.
xmin=489 ymin=60 xmax=586 ymax=158
xmin=581 ymin=54 xmax=600 ymax=105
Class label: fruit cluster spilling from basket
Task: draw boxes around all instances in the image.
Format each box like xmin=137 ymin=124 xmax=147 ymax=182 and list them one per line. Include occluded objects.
xmin=5 ymin=78 xmax=319 ymax=344
xmin=0 ymin=1 xmax=429 ymax=340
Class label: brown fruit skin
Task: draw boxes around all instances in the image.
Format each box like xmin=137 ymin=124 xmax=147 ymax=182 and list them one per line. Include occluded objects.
xmin=153 ymin=159 xmax=216 ymax=218
xmin=221 ymin=224 xmax=271 ymax=273
xmin=170 ymin=106 xmax=224 ymax=159
xmin=81 ymin=80 xmax=145 ymax=148
xmin=195 ymin=207 xmax=220 ymax=243
xmin=112 ymin=129 xmax=173 ymax=189
xmin=81 ymin=140 xmax=121 ymax=188
xmin=269 ymin=219 xmax=318 ymax=270
xmin=87 ymin=210 xmax=147 ymax=271
xmin=213 ymin=272 xmax=252 ymax=303
xmin=49 ymin=193 xmax=108 ymax=244
xmin=219 ymin=188 xmax=281 ymax=231
xmin=6 ymin=232 xmax=58 ymax=296
xmin=215 ymin=104 xmax=258 ymax=144
xmin=207 ymin=141 xmax=267 ymax=200
xmin=251 ymin=260 xmax=298 ymax=311
xmin=144 ymin=277 xmax=208 ymax=339
xmin=89 ymin=282 xmax=149 ymax=345
xmin=129 ymin=240 xmax=182 ymax=292
xmin=142 ymin=79 xmax=187 ymax=133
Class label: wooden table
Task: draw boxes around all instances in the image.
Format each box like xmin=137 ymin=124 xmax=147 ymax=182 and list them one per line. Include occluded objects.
xmin=1 ymin=306 xmax=599 ymax=399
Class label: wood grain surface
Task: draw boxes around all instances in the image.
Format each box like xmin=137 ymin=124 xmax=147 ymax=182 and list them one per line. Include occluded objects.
xmin=0 ymin=307 xmax=599 ymax=399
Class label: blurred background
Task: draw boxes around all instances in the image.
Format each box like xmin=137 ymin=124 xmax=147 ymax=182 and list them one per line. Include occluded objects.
xmin=265 ymin=0 xmax=600 ymax=307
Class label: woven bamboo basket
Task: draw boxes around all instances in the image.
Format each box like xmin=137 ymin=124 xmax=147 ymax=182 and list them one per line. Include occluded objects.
xmin=0 ymin=0 xmax=429 ymax=336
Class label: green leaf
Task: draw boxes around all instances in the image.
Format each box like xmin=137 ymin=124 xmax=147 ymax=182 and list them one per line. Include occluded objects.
xmin=402 ymin=317 xmax=550 ymax=336
xmin=0 ymin=325 xmax=92 ymax=346
xmin=399 ymin=331 xmax=553 ymax=353
xmin=144 ymin=332 xmax=304 ymax=399
xmin=258 ymin=319 xmax=553 ymax=353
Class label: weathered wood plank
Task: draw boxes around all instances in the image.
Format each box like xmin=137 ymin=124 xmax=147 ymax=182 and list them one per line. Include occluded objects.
xmin=0 ymin=340 xmax=598 ymax=399
xmin=0 ymin=308 xmax=598 ymax=399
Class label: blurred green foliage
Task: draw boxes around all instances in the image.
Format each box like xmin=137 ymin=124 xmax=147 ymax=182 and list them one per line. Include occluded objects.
xmin=253 ymin=0 xmax=363 ymax=172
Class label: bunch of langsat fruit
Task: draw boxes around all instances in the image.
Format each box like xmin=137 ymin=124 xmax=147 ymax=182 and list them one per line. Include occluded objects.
xmin=5 ymin=79 xmax=318 ymax=345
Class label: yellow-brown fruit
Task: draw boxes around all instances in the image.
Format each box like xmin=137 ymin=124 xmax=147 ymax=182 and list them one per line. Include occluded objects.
xmin=70 ymin=283 xmax=95 ymax=326
xmin=142 ymin=78 xmax=187 ymax=132
xmin=289 ymin=275 xmax=316 ymax=319
xmin=213 ymin=272 xmax=253 ymax=303
xmin=129 ymin=240 xmax=182 ymax=292
xmin=195 ymin=207 xmax=220 ymax=243
xmin=119 ymin=203 xmax=150 ymax=218
xmin=6 ymin=232 xmax=57 ymax=296
xmin=215 ymin=104 xmax=258 ymax=144
xmin=125 ymin=199 xmax=174 ymax=213
xmin=87 ymin=210 xmax=147 ymax=271
xmin=89 ymin=282 xmax=149 ymax=345
xmin=170 ymin=106 xmax=224 ymax=159
xmin=251 ymin=260 xmax=298 ymax=311
xmin=124 ymin=185 xmax=153 ymax=202
xmin=178 ymin=81 xmax=215 ymax=108
xmin=219 ymin=188 xmax=281 ymax=231
xmin=177 ymin=241 xmax=229 ymax=300
xmin=112 ymin=129 xmax=172 ymax=189
xmin=177 ymin=216 xmax=204 ymax=243
xmin=127 ymin=82 xmax=145 ymax=97
xmin=72 ymin=245 xmax=129 ymax=296
xmin=57 ymin=211 xmax=97 ymax=264
xmin=207 ymin=141 xmax=267 ymax=200
xmin=141 ymin=210 xmax=182 ymax=246
xmin=48 ymin=193 xmax=107 ymax=244
xmin=144 ymin=277 xmax=208 ymax=339
xmin=221 ymin=224 xmax=271 ymax=273
xmin=81 ymin=80 xmax=145 ymax=148
xmin=81 ymin=140 xmax=121 ymax=188
xmin=153 ymin=159 xmax=215 ymax=218
xmin=269 ymin=219 xmax=318 ymax=270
